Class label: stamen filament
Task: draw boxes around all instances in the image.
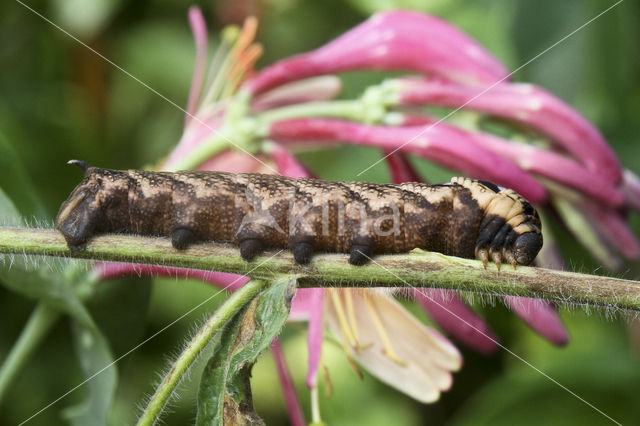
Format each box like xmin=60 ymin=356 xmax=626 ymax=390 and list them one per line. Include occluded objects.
xmin=320 ymin=360 xmax=333 ymax=398
xmin=201 ymin=31 xmax=237 ymax=106
xmin=363 ymin=293 xmax=408 ymax=367
xmin=329 ymin=290 xmax=358 ymax=348
xmin=344 ymin=290 xmax=359 ymax=342
xmin=234 ymin=16 xmax=258 ymax=58
xmin=343 ymin=290 xmax=372 ymax=351
xmin=224 ymin=43 xmax=264 ymax=98
xmin=329 ymin=290 xmax=364 ymax=378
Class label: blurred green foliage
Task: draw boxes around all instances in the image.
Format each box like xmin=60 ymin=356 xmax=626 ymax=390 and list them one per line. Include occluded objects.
xmin=1 ymin=0 xmax=639 ymax=425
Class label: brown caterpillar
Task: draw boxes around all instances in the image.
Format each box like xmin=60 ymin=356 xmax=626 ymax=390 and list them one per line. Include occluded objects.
xmin=56 ymin=160 xmax=542 ymax=268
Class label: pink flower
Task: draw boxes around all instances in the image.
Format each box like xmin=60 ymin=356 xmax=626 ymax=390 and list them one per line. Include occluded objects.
xmin=396 ymin=77 xmax=622 ymax=184
xmin=244 ymin=10 xmax=509 ymax=95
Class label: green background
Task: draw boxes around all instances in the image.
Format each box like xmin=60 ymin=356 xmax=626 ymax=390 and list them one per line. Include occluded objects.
xmin=1 ymin=0 xmax=639 ymax=425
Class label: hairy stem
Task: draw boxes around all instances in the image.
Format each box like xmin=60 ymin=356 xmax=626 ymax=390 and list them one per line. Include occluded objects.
xmin=136 ymin=279 xmax=267 ymax=426
xmin=2 ymin=227 xmax=640 ymax=310
xmin=0 ymin=302 xmax=60 ymax=402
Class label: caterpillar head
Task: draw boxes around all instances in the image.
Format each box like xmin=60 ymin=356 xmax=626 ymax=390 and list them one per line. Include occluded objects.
xmin=56 ymin=161 xmax=129 ymax=250
xmin=512 ymin=231 xmax=543 ymax=266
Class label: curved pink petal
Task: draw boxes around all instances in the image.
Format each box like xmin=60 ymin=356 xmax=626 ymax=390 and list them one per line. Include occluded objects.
xmin=304 ymin=288 xmax=325 ymax=389
xmin=163 ymin=108 xmax=225 ymax=169
xmin=534 ymin=239 xmax=566 ymax=271
xmin=503 ymin=296 xmax=569 ymax=346
xmin=185 ymin=7 xmax=208 ymax=124
xmin=581 ymin=201 xmax=640 ymax=260
xmin=414 ymin=289 xmax=498 ymax=354
xmin=196 ymin=149 xmax=271 ymax=174
xmin=245 ymin=10 xmax=508 ymax=95
xmin=470 ymin=131 xmax=625 ymax=207
xmin=384 ymin=151 xmax=423 ymax=183
xmin=622 ymin=169 xmax=640 ymax=212
xmin=398 ymin=78 xmax=622 ymax=184
xmin=252 ymin=76 xmax=342 ymax=112
xmin=271 ymin=339 xmax=305 ymax=426
xmin=269 ymin=118 xmax=546 ymax=203
xmin=268 ymin=143 xmax=314 ymax=178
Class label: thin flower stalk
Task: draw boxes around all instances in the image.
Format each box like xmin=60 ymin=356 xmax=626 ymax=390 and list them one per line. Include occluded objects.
xmin=271 ymin=339 xmax=306 ymax=426
xmin=185 ymin=7 xmax=208 ymax=125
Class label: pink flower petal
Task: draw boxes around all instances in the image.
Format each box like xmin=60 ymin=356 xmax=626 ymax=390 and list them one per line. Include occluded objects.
xmin=398 ymin=78 xmax=622 ymax=184
xmin=305 ymin=288 xmax=325 ymax=389
xmin=196 ymin=149 xmax=270 ymax=174
xmin=581 ymin=201 xmax=640 ymax=260
xmin=185 ymin=7 xmax=208 ymax=124
xmin=470 ymin=130 xmax=625 ymax=207
xmin=384 ymin=151 xmax=423 ymax=183
xmin=503 ymin=296 xmax=569 ymax=346
xmin=245 ymin=10 xmax=508 ymax=95
xmin=163 ymin=109 xmax=225 ymax=169
xmin=622 ymin=169 xmax=640 ymax=212
xmin=271 ymin=339 xmax=306 ymax=426
xmin=268 ymin=143 xmax=314 ymax=178
xmin=252 ymin=76 xmax=342 ymax=112
xmin=553 ymin=198 xmax=622 ymax=270
xmin=289 ymin=288 xmax=317 ymax=320
xmin=534 ymin=239 xmax=566 ymax=271
xmin=414 ymin=289 xmax=498 ymax=354
xmin=269 ymin=118 xmax=547 ymax=203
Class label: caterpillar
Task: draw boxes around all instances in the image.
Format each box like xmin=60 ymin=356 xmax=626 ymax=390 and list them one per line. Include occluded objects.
xmin=56 ymin=160 xmax=543 ymax=268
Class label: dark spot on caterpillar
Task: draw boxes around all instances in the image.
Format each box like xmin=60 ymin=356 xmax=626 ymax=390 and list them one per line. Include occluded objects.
xmin=55 ymin=162 xmax=543 ymax=268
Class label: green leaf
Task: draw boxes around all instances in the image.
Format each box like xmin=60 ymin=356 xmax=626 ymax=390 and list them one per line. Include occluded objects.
xmin=0 ymin=132 xmax=47 ymax=219
xmin=61 ymin=319 xmax=116 ymax=426
xmin=0 ymin=184 xmax=21 ymax=226
xmin=85 ymin=276 xmax=153 ymax=356
xmin=196 ymin=277 xmax=297 ymax=426
xmin=0 ymin=257 xmax=92 ymax=326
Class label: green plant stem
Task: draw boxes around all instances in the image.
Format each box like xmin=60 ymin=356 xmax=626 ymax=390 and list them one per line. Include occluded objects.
xmin=2 ymin=227 xmax=640 ymax=310
xmin=137 ymin=279 xmax=268 ymax=426
xmin=164 ymin=133 xmax=230 ymax=172
xmin=257 ymin=100 xmax=365 ymax=125
xmin=0 ymin=302 xmax=60 ymax=402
